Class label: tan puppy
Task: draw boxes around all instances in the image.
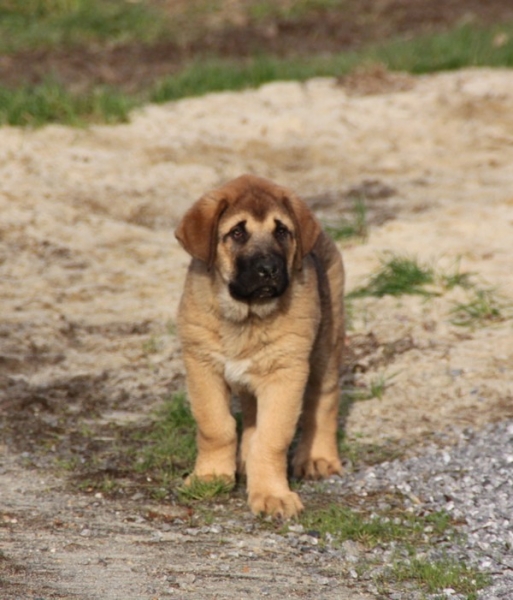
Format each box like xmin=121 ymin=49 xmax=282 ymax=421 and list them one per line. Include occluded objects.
xmin=175 ymin=174 xmax=345 ymax=518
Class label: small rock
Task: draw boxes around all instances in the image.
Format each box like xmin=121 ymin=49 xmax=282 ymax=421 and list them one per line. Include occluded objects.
xmin=287 ymin=524 xmax=304 ymax=534
xmin=299 ymin=534 xmax=318 ymax=546
xmin=184 ymin=528 xmax=200 ymax=537
xmin=176 ymin=573 xmax=196 ymax=586
xmin=341 ymin=540 xmax=361 ymax=562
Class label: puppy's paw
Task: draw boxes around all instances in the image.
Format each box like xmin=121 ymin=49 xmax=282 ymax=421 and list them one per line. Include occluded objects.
xmin=249 ymin=490 xmax=304 ymax=519
xmin=293 ymin=456 xmax=343 ymax=480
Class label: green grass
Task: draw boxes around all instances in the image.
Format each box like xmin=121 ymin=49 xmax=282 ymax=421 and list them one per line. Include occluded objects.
xmin=0 ymin=0 xmax=170 ymax=54
xmin=348 ymin=254 xmax=435 ymax=299
xmin=343 ymin=371 xmax=397 ymax=403
xmin=438 ymin=257 xmax=475 ymax=291
xmin=297 ymin=505 xmax=488 ymax=598
xmin=77 ymin=474 xmax=118 ymax=495
xmin=150 ymin=54 xmax=346 ymax=103
xmin=248 ymin=0 xmax=342 ymax=21
xmin=135 ymin=392 xmax=197 ymax=477
xmin=178 ymin=476 xmax=235 ymax=502
xmin=149 ymin=19 xmax=513 ymax=105
xmin=437 ymin=261 xmax=511 ymax=328
xmin=338 ymin=436 xmax=406 ymax=469
xmin=368 ymin=372 xmax=393 ymax=399
xmin=0 ymin=80 xmax=135 ymax=126
xmin=387 ymin=555 xmax=490 ymax=599
xmin=450 ymin=288 xmax=510 ymax=328
xmin=298 ymin=504 xmax=452 ymax=548
xmin=141 ymin=335 xmax=161 ymax=356
xmin=375 ymin=22 xmax=513 ymax=74
xmin=60 ymin=392 xmax=198 ymax=500
xmin=325 ymin=199 xmax=368 ymax=243
xmin=347 ymin=253 xmax=510 ymax=329
xmin=2 ymin=16 xmax=513 ymax=126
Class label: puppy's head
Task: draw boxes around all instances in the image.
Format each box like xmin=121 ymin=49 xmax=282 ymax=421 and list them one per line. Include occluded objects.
xmin=175 ymin=175 xmax=321 ymax=302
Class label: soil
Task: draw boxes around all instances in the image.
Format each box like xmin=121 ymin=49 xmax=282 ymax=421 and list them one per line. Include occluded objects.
xmin=1 ymin=4 xmax=513 ymax=599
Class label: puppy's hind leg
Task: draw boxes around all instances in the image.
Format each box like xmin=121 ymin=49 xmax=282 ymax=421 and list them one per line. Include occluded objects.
xmin=292 ymin=364 xmax=343 ymax=480
xmin=237 ymin=391 xmax=257 ymax=477
xmin=294 ymin=250 xmax=345 ymax=480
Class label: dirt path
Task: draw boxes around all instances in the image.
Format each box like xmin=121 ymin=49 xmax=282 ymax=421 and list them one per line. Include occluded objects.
xmin=1 ymin=68 xmax=513 ymax=598
xmin=1 ymin=453 xmax=376 ymax=599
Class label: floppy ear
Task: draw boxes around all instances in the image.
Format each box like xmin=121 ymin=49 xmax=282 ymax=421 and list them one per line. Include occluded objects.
xmin=282 ymin=193 xmax=321 ymax=270
xmin=175 ymin=194 xmax=228 ymax=270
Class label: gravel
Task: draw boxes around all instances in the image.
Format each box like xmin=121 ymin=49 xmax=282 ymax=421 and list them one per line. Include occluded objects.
xmin=2 ymin=420 xmax=512 ymax=598
xmin=336 ymin=420 xmax=513 ymax=599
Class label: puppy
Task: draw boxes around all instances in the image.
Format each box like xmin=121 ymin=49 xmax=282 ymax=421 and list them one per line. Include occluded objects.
xmin=175 ymin=174 xmax=345 ymax=518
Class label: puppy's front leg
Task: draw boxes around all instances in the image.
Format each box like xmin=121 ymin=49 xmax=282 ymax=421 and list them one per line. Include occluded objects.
xmin=246 ymin=373 xmax=306 ymax=519
xmin=183 ymin=353 xmax=237 ymax=485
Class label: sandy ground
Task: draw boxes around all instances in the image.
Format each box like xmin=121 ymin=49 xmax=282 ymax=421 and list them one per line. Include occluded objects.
xmin=1 ymin=68 xmax=513 ymax=598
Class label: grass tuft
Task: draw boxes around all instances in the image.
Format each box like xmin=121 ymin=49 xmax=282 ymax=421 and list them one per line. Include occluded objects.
xmin=439 ymin=259 xmax=475 ymax=291
xmin=338 ymin=438 xmax=406 ymax=468
xmin=344 ymin=371 xmax=397 ymax=403
xmin=177 ymin=476 xmax=235 ymax=502
xmin=298 ymin=504 xmax=453 ymax=548
xmin=348 ymin=254 xmax=435 ymax=299
xmin=326 ymin=199 xmax=368 ymax=243
xmin=450 ymin=288 xmax=509 ymax=328
xmin=368 ymin=372 xmax=394 ymax=400
xmin=387 ymin=555 xmax=490 ymax=598
xmin=135 ymin=392 xmax=196 ymax=477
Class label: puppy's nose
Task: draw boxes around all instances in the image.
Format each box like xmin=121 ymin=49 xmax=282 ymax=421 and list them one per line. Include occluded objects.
xmin=256 ymin=256 xmax=279 ymax=279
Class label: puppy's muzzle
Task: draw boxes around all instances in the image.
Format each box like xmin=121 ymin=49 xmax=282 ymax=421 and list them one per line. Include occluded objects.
xmin=229 ymin=252 xmax=289 ymax=301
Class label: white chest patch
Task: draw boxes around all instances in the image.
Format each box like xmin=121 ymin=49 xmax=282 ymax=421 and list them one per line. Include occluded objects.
xmin=224 ymin=358 xmax=252 ymax=387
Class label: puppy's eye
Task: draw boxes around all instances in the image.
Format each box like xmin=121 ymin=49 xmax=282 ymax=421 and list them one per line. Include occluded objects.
xmin=274 ymin=222 xmax=290 ymax=240
xmin=229 ymin=223 xmax=247 ymax=243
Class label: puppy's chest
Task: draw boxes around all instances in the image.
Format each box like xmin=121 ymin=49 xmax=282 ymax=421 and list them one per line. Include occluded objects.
xmin=218 ymin=327 xmax=275 ymax=390
xmin=223 ymin=358 xmax=253 ymax=389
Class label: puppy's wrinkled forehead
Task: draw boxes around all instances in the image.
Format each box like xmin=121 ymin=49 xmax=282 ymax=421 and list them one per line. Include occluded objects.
xmin=231 ymin=187 xmax=279 ymax=220
xmin=220 ymin=186 xmax=291 ymax=229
